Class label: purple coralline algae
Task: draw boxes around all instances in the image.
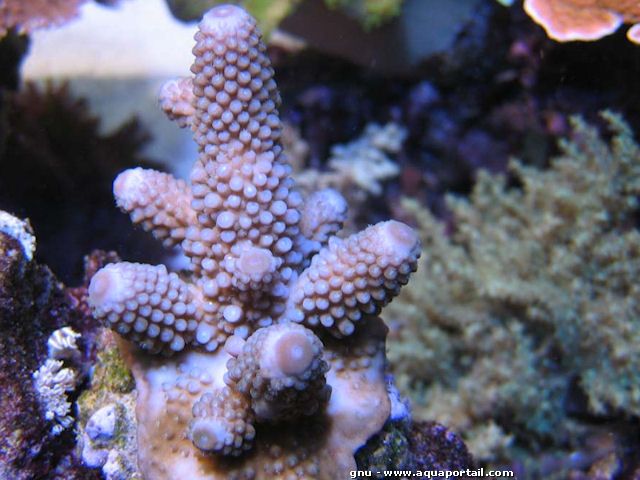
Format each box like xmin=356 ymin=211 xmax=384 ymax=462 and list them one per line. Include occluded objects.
xmin=0 ymin=211 xmax=104 ymax=479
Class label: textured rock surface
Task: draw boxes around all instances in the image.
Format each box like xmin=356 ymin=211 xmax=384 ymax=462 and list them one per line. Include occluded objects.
xmin=0 ymin=213 xmax=104 ymax=479
xmin=355 ymin=420 xmax=475 ymax=477
xmin=77 ymin=329 xmax=140 ymax=480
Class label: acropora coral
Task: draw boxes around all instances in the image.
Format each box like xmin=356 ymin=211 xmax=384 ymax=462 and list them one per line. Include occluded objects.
xmin=524 ymin=0 xmax=640 ymax=43
xmin=387 ymin=112 xmax=640 ymax=471
xmin=87 ymin=5 xmax=420 ymax=479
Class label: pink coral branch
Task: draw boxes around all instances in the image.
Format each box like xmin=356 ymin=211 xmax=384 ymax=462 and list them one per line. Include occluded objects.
xmin=87 ymin=5 xmax=420 ymax=478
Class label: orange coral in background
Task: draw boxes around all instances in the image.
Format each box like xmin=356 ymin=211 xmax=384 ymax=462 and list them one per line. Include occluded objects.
xmin=0 ymin=0 xmax=86 ymax=37
xmin=524 ymin=0 xmax=640 ymax=43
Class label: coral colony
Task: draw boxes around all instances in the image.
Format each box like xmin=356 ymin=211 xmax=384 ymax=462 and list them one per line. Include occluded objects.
xmin=523 ymin=0 xmax=640 ymax=43
xmin=88 ymin=4 xmax=420 ymax=479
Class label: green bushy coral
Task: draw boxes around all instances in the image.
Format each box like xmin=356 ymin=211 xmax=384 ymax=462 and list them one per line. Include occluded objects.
xmin=325 ymin=0 xmax=404 ymax=29
xmin=386 ymin=112 xmax=640 ymax=463
xmin=165 ymin=0 xmax=300 ymax=33
xmin=165 ymin=0 xmax=404 ymax=32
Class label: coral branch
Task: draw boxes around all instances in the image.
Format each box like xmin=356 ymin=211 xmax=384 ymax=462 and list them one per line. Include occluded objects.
xmin=286 ymin=220 xmax=420 ymax=337
xmin=225 ymin=323 xmax=330 ymax=421
xmin=89 ymin=263 xmax=203 ymax=354
xmin=159 ymin=77 xmax=196 ymax=128
xmin=188 ymin=388 xmax=255 ymax=456
xmin=114 ymin=168 xmax=196 ymax=248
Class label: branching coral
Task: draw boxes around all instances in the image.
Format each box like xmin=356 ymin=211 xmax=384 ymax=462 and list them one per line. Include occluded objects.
xmin=523 ymin=0 xmax=640 ymax=43
xmin=33 ymin=358 xmax=78 ymax=436
xmin=387 ymin=112 xmax=640 ymax=466
xmin=87 ymin=5 xmax=420 ymax=479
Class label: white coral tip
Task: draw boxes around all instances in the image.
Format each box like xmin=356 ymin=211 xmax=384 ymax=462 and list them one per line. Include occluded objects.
xmin=189 ymin=418 xmax=231 ymax=452
xmin=274 ymin=330 xmax=315 ymax=376
xmin=378 ymin=220 xmax=419 ymax=256
xmin=200 ymin=4 xmax=251 ymax=37
xmin=113 ymin=168 xmax=145 ymax=208
xmin=88 ymin=265 xmax=128 ymax=310
xmin=237 ymin=246 xmax=275 ymax=277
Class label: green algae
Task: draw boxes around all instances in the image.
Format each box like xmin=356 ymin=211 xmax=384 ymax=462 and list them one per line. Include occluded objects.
xmin=165 ymin=0 xmax=404 ymax=32
xmin=77 ymin=337 xmax=134 ymax=425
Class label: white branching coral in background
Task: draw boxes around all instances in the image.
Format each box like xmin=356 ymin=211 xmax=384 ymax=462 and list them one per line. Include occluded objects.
xmin=33 ymin=359 xmax=78 ymax=436
xmin=47 ymin=326 xmax=81 ymax=360
xmin=33 ymin=326 xmax=82 ymax=436
xmin=295 ymin=122 xmax=405 ymax=196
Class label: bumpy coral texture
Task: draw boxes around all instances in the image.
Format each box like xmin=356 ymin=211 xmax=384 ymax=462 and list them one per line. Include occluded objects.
xmin=88 ymin=5 xmax=420 ymax=479
xmin=387 ymin=113 xmax=640 ymax=467
xmin=524 ymin=0 xmax=640 ymax=43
